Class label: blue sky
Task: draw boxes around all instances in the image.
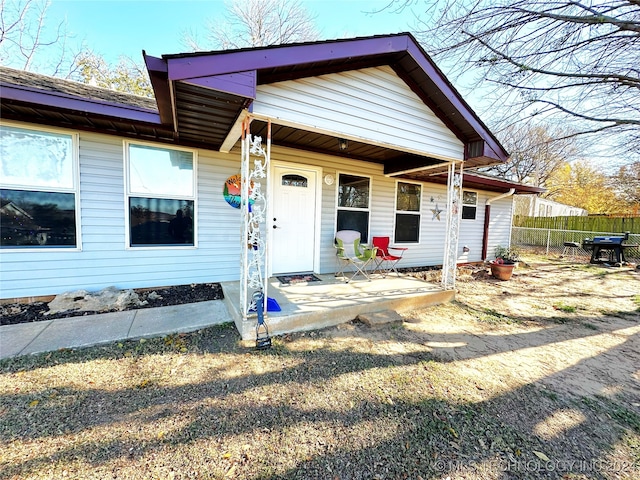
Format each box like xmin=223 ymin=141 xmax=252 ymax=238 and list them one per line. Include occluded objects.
xmin=48 ymin=0 xmax=419 ymax=63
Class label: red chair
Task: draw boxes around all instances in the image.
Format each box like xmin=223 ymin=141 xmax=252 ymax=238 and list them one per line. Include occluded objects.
xmin=372 ymin=236 xmax=408 ymax=277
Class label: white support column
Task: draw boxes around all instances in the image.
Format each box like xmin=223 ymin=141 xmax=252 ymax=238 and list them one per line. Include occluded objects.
xmin=441 ymin=161 xmax=463 ymax=290
xmin=240 ymin=118 xmax=271 ymax=320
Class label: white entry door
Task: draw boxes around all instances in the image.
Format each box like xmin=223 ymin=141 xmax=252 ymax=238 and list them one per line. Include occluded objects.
xmin=271 ymin=165 xmax=318 ymax=274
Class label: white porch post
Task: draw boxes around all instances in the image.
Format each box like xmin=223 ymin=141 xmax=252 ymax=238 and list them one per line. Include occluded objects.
xmin=240 ymin=118 xmax=271 ymax=320
xmin=441 ymin=161 xmax=463 ymax=289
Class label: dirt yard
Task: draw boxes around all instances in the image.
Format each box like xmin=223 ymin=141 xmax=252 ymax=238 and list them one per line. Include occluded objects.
xmin=1 ymin=257 xmax=638 ymax=479
xmin=402 ymin=259 xmax=640 ymax=405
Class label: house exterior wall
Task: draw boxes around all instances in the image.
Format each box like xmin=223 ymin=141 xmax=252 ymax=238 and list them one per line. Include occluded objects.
xmin=1 ymin=123 xmax=243 ymax=299
xmin=253 ymin=66 xmax=465 ymax=161
xmin=1 ymin=123 xmax=511 ymax=300
xmin=486 ymin=197 xmax=516 ymax=258
xmin=514 ymin=194 xmax=587 ymax=217
xmin=457 ymin=194 xmax=514 ymax=263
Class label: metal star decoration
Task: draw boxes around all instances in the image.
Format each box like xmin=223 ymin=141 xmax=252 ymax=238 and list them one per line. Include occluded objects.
xmin=431 ymin=203 xmax=443 ymax=221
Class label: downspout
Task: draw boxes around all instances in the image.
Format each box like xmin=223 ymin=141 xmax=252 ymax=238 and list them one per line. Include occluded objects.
xmin=482 ymin=188 xmax=515 ymax=261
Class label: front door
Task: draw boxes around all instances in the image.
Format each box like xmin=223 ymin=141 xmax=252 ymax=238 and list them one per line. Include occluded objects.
xmin=271 ymin=165 xmax=318 ymax=274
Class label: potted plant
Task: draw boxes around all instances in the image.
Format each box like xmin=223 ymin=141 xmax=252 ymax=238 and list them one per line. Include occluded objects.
xmin=489 ymin=245 xmax=520 ymax=280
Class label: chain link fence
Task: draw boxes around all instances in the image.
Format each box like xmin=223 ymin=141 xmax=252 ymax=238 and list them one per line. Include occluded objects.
xmin=511 ymin=227 xmax=640 ymax=264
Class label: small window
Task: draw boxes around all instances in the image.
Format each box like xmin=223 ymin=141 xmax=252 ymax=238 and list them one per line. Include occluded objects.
xmin=462 ymin=190 xmax=477 ymax=220
xmin=126 ymin=143 xmax=196 ymax=247
xmin=281 ymin=174 xmax=308 ymax=187
xmin=337 ymin=174 xmax=370 ymax=242
xmin=0 ymin=125 xmax=79 ymax=248
xmin=395 ymin=182 xmax=421 ymax=243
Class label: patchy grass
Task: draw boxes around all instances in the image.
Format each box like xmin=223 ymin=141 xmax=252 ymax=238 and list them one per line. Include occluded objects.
xmin=2 ymin=259 xmax=639 ymax=479
xmin=2 ymin=322 xmax=638 ymax=479
xmin=553 ymin=303 xmax=577 ymax=313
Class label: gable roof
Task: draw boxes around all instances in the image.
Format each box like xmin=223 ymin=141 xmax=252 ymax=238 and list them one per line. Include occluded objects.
xmin=145 ymin=33 xmax=508 ymax=176
xmin=0 ymin=65 xmax=177 ymax=143
xmin=1 ymin=33 xmax=509 ymax=180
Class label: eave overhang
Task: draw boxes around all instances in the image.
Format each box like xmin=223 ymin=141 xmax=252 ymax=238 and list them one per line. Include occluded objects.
xmin=145 ymin=33 xmax=508 ymax=171
xmin=0 ymin=66 xmax=175 ymax=143
xmin=430 ymin=172 xmax=546 ymax=194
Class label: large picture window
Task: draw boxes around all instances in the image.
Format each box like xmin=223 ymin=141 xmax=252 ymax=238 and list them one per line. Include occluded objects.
xmin=395 ymin=181 xmax=421 ymax=243
xmin=336 ymin=173 xmax=370 ymax=243
xmin=126 ymin=143 xmax=196 ymax=247
xmin=0 ymin=125 xmax=78 ymax=248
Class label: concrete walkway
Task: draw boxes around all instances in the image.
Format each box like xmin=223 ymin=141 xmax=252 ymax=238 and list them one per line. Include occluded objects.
xmin=0 ymin=300 xmax=232 ymax=360
xmin=1 ymin=274 xmax=452 ymax=360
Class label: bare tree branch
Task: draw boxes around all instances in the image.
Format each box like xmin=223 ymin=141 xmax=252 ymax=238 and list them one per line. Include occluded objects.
xmin=394 ymin=0 xmax=640 ymax=163
xmin=181 ymin=0 xmax=318 ymax=51
xmin=0 ymin=0 xmax=86 ymax=77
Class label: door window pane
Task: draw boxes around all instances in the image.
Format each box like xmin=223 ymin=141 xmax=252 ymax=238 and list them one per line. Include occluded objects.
xmin=281 ymin=174 xmax=308 ymax=187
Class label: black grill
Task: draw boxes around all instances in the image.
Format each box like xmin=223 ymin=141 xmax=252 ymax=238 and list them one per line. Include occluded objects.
xmin=582 ymin=232 xmax=636 ymax=265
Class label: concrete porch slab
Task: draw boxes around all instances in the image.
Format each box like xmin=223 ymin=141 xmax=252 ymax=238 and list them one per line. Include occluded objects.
xmin=221 ymin=274 xmax=454 ymax=340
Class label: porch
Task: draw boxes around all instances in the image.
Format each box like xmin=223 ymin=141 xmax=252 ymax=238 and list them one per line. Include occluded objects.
xmin=221 ymin=273 xmax=454 ymax=340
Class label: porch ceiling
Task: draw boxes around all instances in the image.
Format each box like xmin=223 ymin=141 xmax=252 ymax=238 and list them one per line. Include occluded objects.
xmin=249 ymin=119 xmax=449 ymax=176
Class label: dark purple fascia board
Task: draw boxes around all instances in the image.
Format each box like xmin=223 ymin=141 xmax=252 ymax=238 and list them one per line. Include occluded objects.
xmin=184 ymin=71 xmax=257 ymax=99
xmin=143 ymin=52 xmax=174 ymax=126
xmin=160 ymin=33 xmax=507 ymax=162
xmin=164 ymin=35 xmax=411 ymax=81
xmin=0 ymin=83 xmax=161 ymax=124
xmin=404 ymin=41 xmax=508 ymax=162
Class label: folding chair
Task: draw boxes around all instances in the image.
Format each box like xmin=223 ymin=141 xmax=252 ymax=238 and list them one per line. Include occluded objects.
xmin=372 ymin=236 xmax=408 ymax=277
xmin=334 ymin=230 xmax=377 ymax=283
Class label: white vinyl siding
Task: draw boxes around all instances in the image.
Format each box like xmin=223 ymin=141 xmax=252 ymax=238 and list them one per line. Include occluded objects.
xmin=264 ymin=145 xmax=452 ymax=273
xmin=457 ymin=194 xmax=514 ymax=264
xmin=0 ymin=127 xmax=243 ymax=299
xmin=485 ymin=196 xmax=515 ymax=260
xmin=0 ymin=128 xmax=513 ymax=300
xmin=253 ymin=65 xmax=464 ymax=161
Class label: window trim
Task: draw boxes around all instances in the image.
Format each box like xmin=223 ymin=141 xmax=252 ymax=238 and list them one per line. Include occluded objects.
xmin=0 ymin=121 xmax=81 ymax=251
xmin=462 ymin=189 xmax=478 ymax=220
xmin=124 ymin=140 xmax=198 ymax=250
xmin=394 ymin=180 xmax=422 ymax=244
xmin=335 ymin=171 xmax=372 ymax=243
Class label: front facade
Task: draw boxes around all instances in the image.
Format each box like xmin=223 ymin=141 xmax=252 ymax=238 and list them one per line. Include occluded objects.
xmin=1 ymin=34 xmax=539 ymax=301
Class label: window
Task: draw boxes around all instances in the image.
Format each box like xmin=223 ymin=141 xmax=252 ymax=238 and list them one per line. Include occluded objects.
xmin=395 ymin=181 xmax=421 ymax=243
xmin=281 ymin=174 xmax=308 ymax=187
xmin=1 ymin=125 xmax=79 ymax=248
xmin=126 ymin=143 xmax=196 ymax=247
xmin=462 ymin=190 xmax=478 ymax=220
xmin=336 ymin=173 xmax=370 ymax=242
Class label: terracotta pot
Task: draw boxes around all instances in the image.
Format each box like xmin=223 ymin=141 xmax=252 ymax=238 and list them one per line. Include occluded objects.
xmin=490 ymin=262 xmax=515 ymax=280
